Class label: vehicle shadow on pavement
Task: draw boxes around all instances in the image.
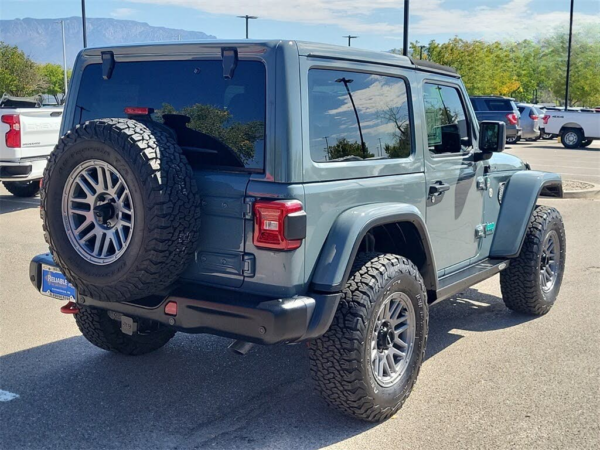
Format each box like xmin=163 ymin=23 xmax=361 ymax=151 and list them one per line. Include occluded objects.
xmin=0 ymin=288 xmax=535 ymax=450
xmin=0 ymin=194 xmax=40 ymax=215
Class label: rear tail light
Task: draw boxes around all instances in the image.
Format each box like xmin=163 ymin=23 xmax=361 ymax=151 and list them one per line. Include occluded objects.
xmin=124 ymin=107 xmax=154 ymax=115
xmin=530 ymin=114 xmax=539 ymax=121
xmin=543 ymin=115 xmax=550 ymax=125
xmin=2 ymin=114 xmax=21 ymax=148
xmin=253 ymin=200 xmax=306 ymax=250
xmin=506 ymin=113 xmax=518 ymax=125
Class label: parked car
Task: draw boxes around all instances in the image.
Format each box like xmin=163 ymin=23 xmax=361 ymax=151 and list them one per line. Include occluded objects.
xmin=0 ymin=94 xmax=62 ymax=197
xmin=470 ymin=96 xmax=522 ymax=144
xmin=30 ymin=41 xmax=566 ymax=422
xmin=544 ymin=109 xmax=600 ymax=148
xmin=517 ymin=103 xmax=542 ymax=140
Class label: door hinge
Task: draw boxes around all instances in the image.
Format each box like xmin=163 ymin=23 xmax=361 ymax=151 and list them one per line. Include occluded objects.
xmin=243 ymin=197 xmax=255 ymax=219
xmin=242 ymin=254 xmax=255 ymax=277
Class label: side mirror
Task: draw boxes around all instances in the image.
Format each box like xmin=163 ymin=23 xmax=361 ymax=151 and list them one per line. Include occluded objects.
xmin=479 ymin=121 xmax=506 ymax=153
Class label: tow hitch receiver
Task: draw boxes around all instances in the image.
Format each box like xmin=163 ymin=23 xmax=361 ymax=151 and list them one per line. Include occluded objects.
xmin=60 ymin=301 xmax=80 ymax=314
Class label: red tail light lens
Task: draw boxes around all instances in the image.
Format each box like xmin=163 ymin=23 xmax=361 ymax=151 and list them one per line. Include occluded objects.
xmin=506 ymin=113 xmax=518 ymax=125
xmin=2 ymin=114 xmax=21 ymax=148
xmin=530 ymin=114 xmax=539 ymax=121
xmin=253 ymin=200 xmax=304 ymax=250
xmin=124 ymin=107 xmax=153 ymax=115
xmin=543 ymin=115 xmax=550 ymax=125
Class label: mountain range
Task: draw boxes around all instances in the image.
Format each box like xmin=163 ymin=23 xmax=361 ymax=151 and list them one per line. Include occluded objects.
xmin=0 ymin=17 xmax=216 ymax=67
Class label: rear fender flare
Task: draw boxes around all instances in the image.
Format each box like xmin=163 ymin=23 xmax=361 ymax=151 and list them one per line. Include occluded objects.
xmin=490 ymin=170 xmax=562 ymax=258
xmin=310 ymin=203 xmax=437 ymax=293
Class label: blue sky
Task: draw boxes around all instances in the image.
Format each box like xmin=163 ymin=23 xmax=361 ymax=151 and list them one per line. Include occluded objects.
xmin=2 ymin=0 xmax=599 ymax=51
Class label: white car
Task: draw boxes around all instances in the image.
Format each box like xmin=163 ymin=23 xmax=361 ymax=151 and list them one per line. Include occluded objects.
xmin=544 ymin=109 xmax=600 ymax=149
xmin=0 ymin=95 xmax=62 ymax=197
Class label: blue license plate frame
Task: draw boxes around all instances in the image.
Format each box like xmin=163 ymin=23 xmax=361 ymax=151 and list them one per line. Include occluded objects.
xmin=40 ymin=264 xmax=77 ymax=301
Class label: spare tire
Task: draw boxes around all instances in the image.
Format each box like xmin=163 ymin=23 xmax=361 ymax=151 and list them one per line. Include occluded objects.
xmin=41 ymin=118 xmax=201 ymax=302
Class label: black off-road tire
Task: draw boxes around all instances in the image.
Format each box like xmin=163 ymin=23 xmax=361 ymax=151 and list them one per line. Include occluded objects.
xmin=500 ymin=206 xmax=566 ymax=315
xmin=309 ymin=253 xmax=428 ymax=422
xmin=561 ymin=128 xmax=583 ymax=149
xmin=3 ymin=180 xmax=40 ymax=197
xmin=75 ymin=306 xmax=175 ymax=355
xmin=41 ymin=119 xmax=201 ymax=302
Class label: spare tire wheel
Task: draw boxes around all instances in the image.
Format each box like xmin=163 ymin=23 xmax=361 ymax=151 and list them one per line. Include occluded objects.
xmin=41 ymin=118 xmax=201 ymax=302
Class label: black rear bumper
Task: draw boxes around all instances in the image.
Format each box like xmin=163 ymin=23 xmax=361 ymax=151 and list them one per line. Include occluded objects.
xmin=30 ymin=253 xmax=340 ymax=345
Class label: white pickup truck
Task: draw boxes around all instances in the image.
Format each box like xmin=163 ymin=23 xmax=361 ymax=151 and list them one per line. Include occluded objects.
xmin=544 ymin=110 xmax=600 ymax=149
xmin=0 ymin=95 xmax=62 ymax=197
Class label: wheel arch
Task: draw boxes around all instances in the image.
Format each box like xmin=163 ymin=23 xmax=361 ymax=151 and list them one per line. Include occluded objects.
xmin=310 ymin=203 xmax=438 ymax=295
xmin=490 ymin=170 xmax=562 ymax=259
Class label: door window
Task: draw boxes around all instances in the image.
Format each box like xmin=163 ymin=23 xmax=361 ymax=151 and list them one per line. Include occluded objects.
xmin=424 ymin=83 xmax=471 ymax=156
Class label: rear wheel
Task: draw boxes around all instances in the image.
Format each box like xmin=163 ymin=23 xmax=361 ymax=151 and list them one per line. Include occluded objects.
xmin=561 ymin=129 xmax=583 ymax=149
xmin=542 ymin=133 xmax=554 ymax=140
xmin=309 ymin=253 xmax=428 ymax=422
xmin=3 ymin=180 xmax=40 ymax=197
xmin=500 ymin=206 xmax=565 ymax=315
xmin=75 ymin=306 xmax=175 ymax=355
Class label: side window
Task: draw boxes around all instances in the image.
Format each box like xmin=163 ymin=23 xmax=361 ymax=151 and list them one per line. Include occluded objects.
xmin=423 ymin=83 xmax=471 ymax=156
xmin=308 ymin=69 xmax=412 ymax=163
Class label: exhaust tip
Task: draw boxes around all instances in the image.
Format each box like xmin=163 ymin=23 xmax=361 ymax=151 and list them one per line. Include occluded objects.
xmin=228 ymin=340 xmax=254 ymax=356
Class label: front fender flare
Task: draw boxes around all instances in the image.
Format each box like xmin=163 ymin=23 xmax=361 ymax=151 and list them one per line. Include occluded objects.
xmin=490 ymin=170 xmax=562 ymax=258
xmin=310 ymin=203 xmax=437 ymax=293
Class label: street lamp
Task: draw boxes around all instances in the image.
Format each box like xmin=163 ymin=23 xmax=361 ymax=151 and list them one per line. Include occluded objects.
xmin=564 ymin=0 xmax=574 ymax=111
xmin=237 ymin=15 xmax=258 ymax=39
xmin=56 ymin=20 xmax=68 ymax=102
xmin=343 ymin=35 xmax=358 ymax=47
xmin=81 ymin=0 xmax=87 ymax=48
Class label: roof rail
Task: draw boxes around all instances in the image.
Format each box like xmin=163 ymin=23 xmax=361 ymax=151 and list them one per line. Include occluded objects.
xmin=409 ymin=59 xmax=458 ymax=76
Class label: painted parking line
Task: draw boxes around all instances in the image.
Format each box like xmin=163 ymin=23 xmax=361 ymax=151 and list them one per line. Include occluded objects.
xmin=0 ymin=389 xmax=19 ymax=402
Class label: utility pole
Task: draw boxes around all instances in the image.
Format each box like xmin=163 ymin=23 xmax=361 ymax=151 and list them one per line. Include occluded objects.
xmin=564 ymin=0 xmax=574 ymax=111
xmin=418 ymin=45 xmax=426 ymax=59
xmin=343 ymin=35 xmax=358 ymax=47
xmin=81 ymin=0 xmax=87 ymax=48
xmin=237 ymin=15 xmax=258 ymax=39
xmin=403 ymin=0 xmax=410 ymax=56
xmin=56 ymin=20 xmax=68 ymax=102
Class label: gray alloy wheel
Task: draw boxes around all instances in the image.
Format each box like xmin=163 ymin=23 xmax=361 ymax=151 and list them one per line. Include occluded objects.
xmin=540 ymin=230 xmax=560 ymax=293
xmin=62 ymin=160 xmax=134 ymax=265
xmin=370 ymin=292 xmax=416 ymax=387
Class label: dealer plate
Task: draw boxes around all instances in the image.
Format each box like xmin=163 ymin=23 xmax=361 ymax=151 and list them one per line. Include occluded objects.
xmin=40 ymin=264 xmax=76 ymax=301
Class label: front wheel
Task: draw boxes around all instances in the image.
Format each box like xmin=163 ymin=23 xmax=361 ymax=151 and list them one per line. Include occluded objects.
xmin=309 ymin=253 xmax=428 ymax=422
xmin=75 ymin=306 xmax=176 ymax=355
xmin=3 ymin=180 xmax=40 ymax=197
xmin=500 ymin=206 xmax=566 ymax=315
xmin=580 ymin=139 xmax=593 ymax=148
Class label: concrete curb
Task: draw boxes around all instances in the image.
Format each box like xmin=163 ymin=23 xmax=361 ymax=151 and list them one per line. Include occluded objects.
xmin=562 ymin=183 xmax=600 ymax=199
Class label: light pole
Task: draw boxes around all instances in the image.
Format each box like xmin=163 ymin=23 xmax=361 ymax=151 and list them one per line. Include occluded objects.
xmin=418 ymin=45 xmax=426 ymax=59
xmin=81 ymin=0 xmax=87 ymax=48
xmin=56 ymin=20 xmax=68 ymax=102
xmin=336 ymin=77 xmax=366 ymax=158
xmin=403 ymin=0 xmax=410 ymax=56
xmin=343 ymin=35 xmax=358 ymax=47
xmin=564 ymin=0 xmax=574 ymax=111
xmin=237 ymin=15 xmax=258 ymax=39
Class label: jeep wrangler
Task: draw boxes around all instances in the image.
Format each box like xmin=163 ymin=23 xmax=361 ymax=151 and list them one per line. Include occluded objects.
xmin=30 ymin=41 xmax=566 ymax=422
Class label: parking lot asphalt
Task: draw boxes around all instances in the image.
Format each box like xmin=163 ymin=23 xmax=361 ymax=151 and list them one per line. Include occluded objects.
xmin=506 ymin=138 xmax=600 ymax=184
xmin=1 ymin=140 xmax=599 ymax=450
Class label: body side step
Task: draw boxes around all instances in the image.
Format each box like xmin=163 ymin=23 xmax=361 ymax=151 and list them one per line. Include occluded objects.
xmin=434 ymin=258 xmax=510 ymax=303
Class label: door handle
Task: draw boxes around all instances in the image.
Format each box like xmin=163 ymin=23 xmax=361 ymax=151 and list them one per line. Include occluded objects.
xmin=429 ymin=182 xmax=450 ymax=196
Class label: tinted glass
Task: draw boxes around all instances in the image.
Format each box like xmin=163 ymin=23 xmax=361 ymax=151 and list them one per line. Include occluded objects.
xmin=75 ymin=60 xmax=266 ymax=171
xmin=484 ymin=99 xmax=512 ymax=111
xmin=308 ymin=69 xmax=412 ymax=162
xmin=423 ymin=83 xmax=471 ymax=155
xmin=518 ymin=106 xmax=526 ymax=114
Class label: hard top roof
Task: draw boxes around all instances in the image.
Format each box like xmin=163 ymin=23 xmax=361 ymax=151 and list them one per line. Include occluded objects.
xmin=81 ymin=39 xmax=459 ymax=78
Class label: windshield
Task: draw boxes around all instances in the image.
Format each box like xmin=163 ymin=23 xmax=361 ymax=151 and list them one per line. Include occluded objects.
xmin=75 ymin=60 xmax=266 ymax=171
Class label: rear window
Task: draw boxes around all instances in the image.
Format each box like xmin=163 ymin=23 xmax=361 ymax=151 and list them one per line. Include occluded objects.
xmin=75 ymin=60 xmax=266 ymax=172
xmin=484 ymin=99 xmax=513 ymax=111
